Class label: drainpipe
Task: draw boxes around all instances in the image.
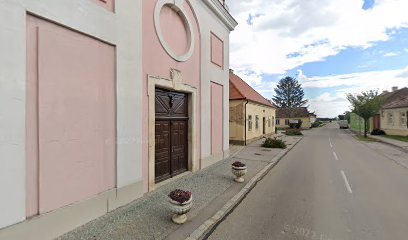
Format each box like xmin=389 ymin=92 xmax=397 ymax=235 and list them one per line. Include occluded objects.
xmin=244 ymin=100 xmax=249 ymax=146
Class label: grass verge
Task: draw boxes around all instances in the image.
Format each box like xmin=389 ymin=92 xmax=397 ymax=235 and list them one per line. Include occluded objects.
xmin=353 ymin=135 xmax=379 ymax=142
xmin=381 ymin=135 xmax=408 ymax=142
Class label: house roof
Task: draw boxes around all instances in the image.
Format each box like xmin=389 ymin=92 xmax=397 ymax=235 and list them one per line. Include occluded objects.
xmin=229 ymin=72 xmax=275 ymax=108
xmin=383 ymin=95 xmax=408 ymax=109
xmin=276 ymin=107 xmax=310 ymax=118
xmin=382 ymin=87 xmax=408 ymax=109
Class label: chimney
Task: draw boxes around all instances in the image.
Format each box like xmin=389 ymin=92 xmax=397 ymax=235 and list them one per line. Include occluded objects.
xmin=229 ymin=69 xmax=234 ymax=74
xmin=392 ymin=86 xmax=398 ymax=92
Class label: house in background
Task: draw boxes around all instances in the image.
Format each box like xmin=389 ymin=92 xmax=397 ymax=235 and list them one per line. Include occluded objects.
xmin=309 ymin=112 xmax=317 ymax=124
xmin=229 ymin=71 xmax=277 ymax=145
xmin=276 ymin=107 xmax=313 ymax=129
xmin=0 ymin=0 xmax=237 ymax=238
xmin=349 ymin=87 xmax=408 ymax=135
xmin=380 ymin=89 xmax=408 ymax=136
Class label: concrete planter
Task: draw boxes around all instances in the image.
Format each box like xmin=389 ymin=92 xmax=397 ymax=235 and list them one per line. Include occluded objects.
xmin=169 ymin=196 xmax=193 ymax=224
xmin=232 ymin=165 xmax=247 ymax=183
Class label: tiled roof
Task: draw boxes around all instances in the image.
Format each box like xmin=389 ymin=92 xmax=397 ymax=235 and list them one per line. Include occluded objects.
xmin=383 ymin=96 xmax=408 ymax=109
xmin=276 ymin=107 xmax=310 ymax=118
xmin=382 ymin=87 xmax=408 ymax=109
xmin=229 ymin=72 xmax=275 ymax=108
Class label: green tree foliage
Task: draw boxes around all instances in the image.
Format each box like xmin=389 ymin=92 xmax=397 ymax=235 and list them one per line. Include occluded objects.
xmin=346 ymin=90 xmax=383 ymax=138
xmin=272 ymin=76 xmax=308 ymax=108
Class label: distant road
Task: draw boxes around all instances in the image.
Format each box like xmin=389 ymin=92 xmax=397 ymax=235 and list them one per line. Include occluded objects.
xmin=207 ymin=122 xmax=408 ymax=240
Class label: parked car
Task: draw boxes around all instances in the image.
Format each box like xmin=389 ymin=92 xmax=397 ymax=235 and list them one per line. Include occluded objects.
xmin=338 ymin=120 xmax=349 ymax=129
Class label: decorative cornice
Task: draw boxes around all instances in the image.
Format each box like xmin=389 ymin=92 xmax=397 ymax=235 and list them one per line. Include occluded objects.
xmin=202 ymin=0 xmax=238 ymax=31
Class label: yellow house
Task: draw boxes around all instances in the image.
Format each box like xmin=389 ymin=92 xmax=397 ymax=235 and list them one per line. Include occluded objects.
xmin=276 ymin=107 xmax=312 ymax=129
xmin=229 ymin=71 xmax=277 ymax=145
xmin=380 ymin=93 xmax=408 ymax=136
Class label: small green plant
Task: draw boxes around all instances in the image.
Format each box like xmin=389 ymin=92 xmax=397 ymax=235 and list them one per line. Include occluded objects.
xmin=285 ymin=129 xmax=303 ymax=136
xmin=262 ymin=137 xmax=287 ymax=149
xmin=311 ymin=121 xmax=322 ymax=128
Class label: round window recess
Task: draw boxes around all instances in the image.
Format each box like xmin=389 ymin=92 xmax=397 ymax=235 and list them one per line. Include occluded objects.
xmin=154 ymin=0 xmax=195 ymax=62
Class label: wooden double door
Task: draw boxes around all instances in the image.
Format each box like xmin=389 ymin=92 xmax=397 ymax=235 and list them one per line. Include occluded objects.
xmin=155 ymin=89 xmax=189 ymax=183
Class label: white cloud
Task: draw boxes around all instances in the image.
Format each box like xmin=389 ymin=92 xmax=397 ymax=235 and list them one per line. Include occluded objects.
xmin=309 ymin=92 xmax=350 ymax=118
xmin=303 ymin=65 xmax=408 ymax=117
xmin=226 ymin=0 xmax=408 ymax=75
xmin=383 ymin=51 xmax=399 ymax=57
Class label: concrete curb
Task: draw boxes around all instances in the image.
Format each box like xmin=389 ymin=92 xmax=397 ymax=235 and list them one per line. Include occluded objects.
xmin=185 ymin=136 xmax=304 ymax=240
xmin=370 ymin=136 xmax=408 ymax=154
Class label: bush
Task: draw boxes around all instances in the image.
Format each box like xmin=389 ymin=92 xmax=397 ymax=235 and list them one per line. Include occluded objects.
xmin=371 ymin=129 xmax=386 ymax=135
xmin=262 ymin=137 xmax=287 ymax=149
xmin=285 ymin=129 xmax=303 ymax=136
xmin=311 ymin=121 xmax=322 ymax=128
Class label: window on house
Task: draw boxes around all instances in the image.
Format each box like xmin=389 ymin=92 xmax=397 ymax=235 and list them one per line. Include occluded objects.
xmin=272 ymin=116 xmax=275 ymax=127
xmin=401 ymin=112 xmax=407 ymax=126
xmin=248 ymin=115 xmax=252 ymax=131
xmin=276 ymin=119 xmax=280 ymax=125
xmin=387 ymin=113 xmax=394 ymax=126
xmin=255 ymin=115 xmax=259 ymax=129
xmin=285 ymin=119 xmax=290 ymax=125
xmin=268 ymin=117 xmax=271 ymax=127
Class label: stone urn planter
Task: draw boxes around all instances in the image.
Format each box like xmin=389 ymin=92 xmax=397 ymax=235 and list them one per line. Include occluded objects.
xmin=231 ymin=161 xmax=247 ymax=183
xmin=168 ymin=189 xmax=193 ymax=224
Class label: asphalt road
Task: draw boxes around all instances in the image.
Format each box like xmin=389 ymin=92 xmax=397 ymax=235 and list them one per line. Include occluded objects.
xmin=207 ymin=123 xmax=408 ymax=240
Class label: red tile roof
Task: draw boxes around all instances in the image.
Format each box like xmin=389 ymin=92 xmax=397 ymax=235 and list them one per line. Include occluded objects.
xmin=229 ymin=72 xmax=275 ymax=108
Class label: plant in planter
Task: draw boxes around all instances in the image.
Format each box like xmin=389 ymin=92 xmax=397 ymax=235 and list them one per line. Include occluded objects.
xmin=168 ymin=189 xmax=193 ymax=224
xmin=231 ymin=161 xmax=247 ymax=183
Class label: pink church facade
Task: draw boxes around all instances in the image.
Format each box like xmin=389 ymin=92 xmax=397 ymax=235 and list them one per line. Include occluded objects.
xmin=0 ymin=0 xmax=236 ymax=239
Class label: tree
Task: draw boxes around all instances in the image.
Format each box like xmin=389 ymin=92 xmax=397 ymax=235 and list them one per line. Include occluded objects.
xmin=273 ymin=76 xmax=308 ymax=108
xmin=344 ymin=111 xmax=351 ymax=123
xmin=346 ymin=90 xmax=383 ymax=138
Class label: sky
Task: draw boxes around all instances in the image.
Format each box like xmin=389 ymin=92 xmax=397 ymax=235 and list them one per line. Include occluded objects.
xmin=225 ymin=0 xmax=408 ymax=117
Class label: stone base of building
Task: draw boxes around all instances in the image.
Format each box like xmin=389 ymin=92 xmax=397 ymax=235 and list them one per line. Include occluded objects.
xmin=0 ymin=180 xmax=143 ymax=240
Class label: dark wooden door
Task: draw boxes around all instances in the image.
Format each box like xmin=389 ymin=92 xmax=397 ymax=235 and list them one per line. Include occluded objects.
xmin=373 ymin=114 xmax=381 ymax=129
xmin=170 ymin=121 xmax=188 ymax=175
xmin=155 ymin=88 xmax=188 ymax=183
xmin=155 ymin=121 xmax=171 ymax=182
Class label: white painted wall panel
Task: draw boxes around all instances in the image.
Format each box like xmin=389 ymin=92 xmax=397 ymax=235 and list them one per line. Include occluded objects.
xmin=191 ymin=0 xmax=232 ymax=159
xmin=0 ymin=0 xmax=144 ymax=228
xmin=0 ymin=3 xmax=26 ymax=229
xmin=116 ymin=0 xmax=144 ymax=187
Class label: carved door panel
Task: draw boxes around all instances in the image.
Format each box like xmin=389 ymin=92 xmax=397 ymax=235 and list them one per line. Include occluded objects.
xmin=155 ymin=121 xmax=171 ymax=182
xmin=170 ymin=121 xmax=188 ymax=176
xmin=155 ymin=88 xmax=188 ymax=183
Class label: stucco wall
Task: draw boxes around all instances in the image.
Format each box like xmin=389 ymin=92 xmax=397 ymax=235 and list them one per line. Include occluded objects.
xmin=192 ymin=1 xmax=232 ymax=159
xmin=0 ymin=0 xmax=143 ymax=229
xmin=349 ymin=113 xmax=372 ymax=134
xmin=381 ymin=108 xmax=408 ymax=136
xmin=229 ymin=100 xmax=245 ymax=142
xmin=245 ymin=102 xmax=276 ymax=142
xmin=142 ymin=0 xmax=233 ymax=190
xmin=276 ymin=117 xmax=311 ymax=129
xmin=211 ymin=82 xmax=224 ymax=154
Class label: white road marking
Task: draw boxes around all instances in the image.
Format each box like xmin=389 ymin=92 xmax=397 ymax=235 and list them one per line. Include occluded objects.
xmin=329 ymin=138 xmax=333 ymax=148
xmin=341 ymin=171 xmax=353 ymax=194
xmin=333 ymin=152 xmax=339 ymax=161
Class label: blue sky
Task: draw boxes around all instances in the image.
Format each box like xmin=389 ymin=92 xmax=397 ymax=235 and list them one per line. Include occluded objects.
xmin=227 ymin=0 xmax=408 ymax=117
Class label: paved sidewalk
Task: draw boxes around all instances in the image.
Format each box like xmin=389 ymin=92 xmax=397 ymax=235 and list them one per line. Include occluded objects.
xmin=58 ymin=135 xmax=302 ymax=240
xmin=370 ymin=135 xmax=408 ymax=152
